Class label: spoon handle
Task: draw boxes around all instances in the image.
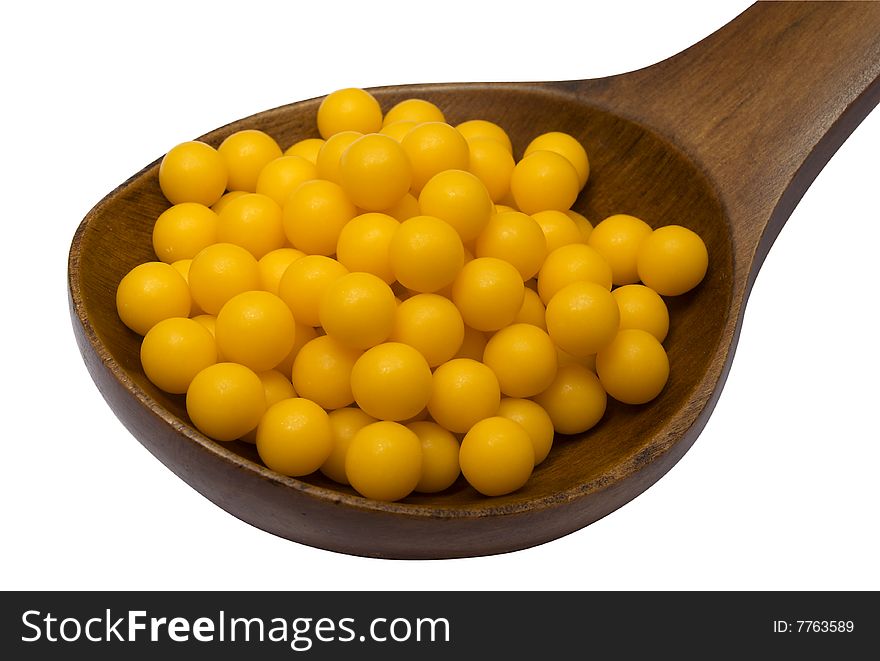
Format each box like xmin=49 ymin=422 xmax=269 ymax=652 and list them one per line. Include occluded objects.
xmin=561 ymin=1 xmax=880 ymax=284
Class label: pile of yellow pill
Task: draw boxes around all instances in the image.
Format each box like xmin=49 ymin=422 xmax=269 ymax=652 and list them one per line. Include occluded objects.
xmin=116 ymin=87 xmax=709 ymax=502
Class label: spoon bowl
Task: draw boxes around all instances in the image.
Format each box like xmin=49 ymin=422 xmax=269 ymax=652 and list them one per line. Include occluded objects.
xmin=69 ymin=2 xmax=880 ymax=558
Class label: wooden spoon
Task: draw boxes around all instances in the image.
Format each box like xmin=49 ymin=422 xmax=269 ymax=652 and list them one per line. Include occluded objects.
xmin=68 ymin=2 xmax=880 ymax=559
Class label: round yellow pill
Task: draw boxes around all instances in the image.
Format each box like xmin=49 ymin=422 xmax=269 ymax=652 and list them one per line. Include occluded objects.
xmin=351 ymin=342 xmax=433 ymax=421
xmin=483 ymin=323 xmax=558 ymax=398
xmin=256 ymin=398 xmax=333 ymax=476
xmin=407 ymin=421 xmax=461 ymax=493
xmin=188 ymin=243 xmax=260 ymax=315
xmin=116 ymin=261 xmax=191 ymax=335
xmin=428 ymin=358 xmax=501 ymax=433
xmin=336 ymin=212 xmax=399 ymax=284
xmin=217 ymin=192 xmax=285 ymax=259
xmin=319 ymin=272 xmax=396 ymax=350
xmin=389 ymin=215 xmax=464 ymax=293
xmin=277 ymin=254 xmax=349 ymax=326
xmin=383 ymin=98 xmax=445 ymax=126
xmin=451 ymin=257 xmax=524 ymax=332
xmin=418 ymin=169 xmax=493 ymax=243
xmin=282 ymin=179 xmax=356 ymax=256
xmin=315 ymin=130 xmax=363 ymax=184
xmin=514 ymin=287 xmax=547 ymax=330
xmin=612 ymin=284 xmax=670 ymax=343
xmin=215 ymin=290 xmax=295 ymax=371
xmin=211 ymin=190 xmax=248 ymax=215
xmin=532 ymin=210 xmax=585 ymax=254
xmin=186 ymin=362 xmax=266 ymax=441
xmin=321 ymin=407 xmax=377 ymax=484
xmin=533 ymin=362 xmax=606 ymax=434
xmin=524 ymin=131 xmax=590 ymax=189
xmin=255 ymin=155 xmax=319 ymax=207
xmin=291 ymin=335 xmax=362 ymax=410
xmin=474 ymin=211 xmax=547 ymax=280
xmin=637 ymin=225 xmax=709 ymax=296
xmin=257 ymin=247 xmax=305 ymax=296
xmin=390 ymin=293 xmax=464 ymax=367
xmin=454 ymin=325 xmax=489 ymax=361
xmin=380 ymin=191 xmax=421 ymax=221
xmin=459 ymin=417 xmax=534 ymax=497
xmin=456 ymin=119 xmax=513 ymax=153
xmin=401 ymin=122 xmax=470 ymax=193
xmin=466 ymin=137 xmax=516 ymax=202
xmin=241 ymin=369 xmax=298 ymax=444
xmin=588 ymin=214 xmax=653 ymax=286
xmin=218 ymin=129 xmax=282 ymax=192
xmin=596 ymin=328 xmax=670 ymax=405
xmin=497 ymin=398 xmax=554 ymax=465
xmin=159 ymin=140 xmax=227 ymax=207
xmin=510 ymin=150 xmax=579 ymax=215
xmin=537 ymin=243 xmax=613 ymax=304
xmin=140 ymin=317 xmax=217 ymax=394
xmin=379 ymin=120 xmax=418 ymax=142
xmin=345 ymin=421 xmax=423 ymax=501
xmin=339 ymin=133 xmax=412 ymax=210
xmin=284 ymin=137 xmax=325 ymax=164
xmin=152 ymin=203 xmax=219 ymax=263
xmin=566 ymin=209 xmax=594 ymax=242
xmin=317 ymin=88 xmax=383 ymax=139
xmin=546 ymin=281 xmax=619 ymax=358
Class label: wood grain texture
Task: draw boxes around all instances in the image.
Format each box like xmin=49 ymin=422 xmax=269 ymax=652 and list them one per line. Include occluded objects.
xmin=68 ymin=2 xmax=880 ymax=558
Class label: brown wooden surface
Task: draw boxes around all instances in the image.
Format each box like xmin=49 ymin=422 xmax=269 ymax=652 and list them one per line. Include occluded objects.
xmin=68 ymin=2 xmax=880 ymax=559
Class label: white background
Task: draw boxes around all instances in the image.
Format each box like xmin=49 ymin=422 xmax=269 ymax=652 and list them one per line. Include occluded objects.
xmin=2 ymin=0 xmax=877 ymax=591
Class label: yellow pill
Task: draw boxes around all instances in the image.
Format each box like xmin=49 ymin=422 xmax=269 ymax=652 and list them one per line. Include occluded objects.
xmin=211 ymin=190 xmax=248 ymax=215
xmin=390 ymin=293 xmax=464 ymax=367
xmin=475 ymin=210 xmax=547 ymax=280
xmin=497 ymin=398 xmax=554 ymax=465
xmin=587 ymin=214 xmax=653 ymax=286
xmin=407 ymin=421 xmax=461 ymax=493
xmin=152 ymin=203 xmax=219 ymax=263
xmin=315 ymin=130 xmax=363 ymax=184
xmin=459 ymin=417 xmax=534 ymax=497
xmin=380 ymin=191 xmax=421 ymax=221
xmin=186 ymin=362 xmax=266 ymax=441
xmin=612 ymin=284 xmax=670 ymax=343
xmin=401 ymin=122 xmax=470 ymax=193
xmin=284 ymin=137 xmax=325 ymax=164
xmin=274 ymin=321 xmax=319 ymax=377
xmin=546 ymin=281 xmax=619 ymax=357
xmin=256 ymin=398 xmax=333 ymax=476
xmin=188 ymin=243 xmax=260 ymax=315
xmin=466 ymin=137 xmax=516 ymax=202
xmin=418 ymin=169 xmax=493 ymax=243
xmin=191 ymin=314 xmax=217 ymax=338
xmin=241 ymin=369 xmax=298 ymax=444
xmin=566 ymin=209 xmax=594 ymax=242
xmin=291 ymin=335 xmax=362 ymax=410
xmin=159 ymin=140 xmax=227 ymax=207
xmin=345 ymin=421 xmax=423 ymax=502
xmin=215 ymin=290 xmax=296 ymax=372
xmin=321 ymin=407 xmax=377 ymax=484
xmin=456 ymin=119 xmax=513 ymax=153
xmin=483 ymin=323 xmax=558 ymax=398
xmin=335 ymin=212 xmax=399 ymax=283
xmin=532 ymin=210 xmax=585 ymax=254
xmin=218 ymin=129 xmax=282 ymax=192
xmin=389 ymin=215 xmax=464 ymax=293
xmin=339 ymin=133 xmax=412 ymax=210
xmin=257 ymin=247 xmax=305 ymax=296
xmin=383 ymin=98 xmax=445 ymax=126
xmin=351 ymin=342 xmax=433 ymax=421
xmin=510 ymin=150 xmax=579 ymax=215
xmin=282 ymin=179 xmax=357 ymax=256
xmin=514 ymin=287 xmax=547 ymax=330
xmin=637 ymin=225 xmax=709 ymax=296
xmin=140 ymin=317 xmax=217 ymax=394
xmin=533 ymin=363 xmax=606 ymax=435
xmin=454 ymin=325 xmax=489 ymax=361
xmin=317 ymin=87 xmax=383 ymax=139
xmin=277 ymin=254 xmax=349 ymax=326
xmin=596 ymin=328 xmax=670 ymax=405
xmin=537 ymin=243 xmax=613 ymax=304
xmin=451 ymin=257 xmax=524 ymax=332
xmin=116 ymin=261 xmax=191 ymax=335
xmin=428 ymin=358 xmax=500 ymax=433
xmin=255 ymin=155 xmax=319 ymax=207
xmin=379 ymin=120 xmax=418 ymax=142
xmin=557 ymin=346 xmax=597 ymax=372
xmin=524 ymin=131 xmax=590 ymax=189
xmin=217 ymin=192 xmax=285 ymax=259
xmin=320 ymin=272 xmax=396 ymax=350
